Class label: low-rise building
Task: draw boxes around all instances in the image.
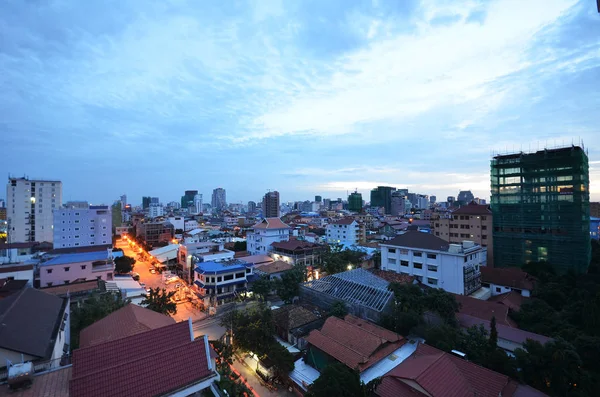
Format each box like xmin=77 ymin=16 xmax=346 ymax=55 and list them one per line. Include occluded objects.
xmin=0 ymin=262 xmax=34 ymax=286
xmin=0 ymin=288 xmax=69 ymax=371
xmin=380 ymin=231 xmax=486 ymax=295
xmin=272 ymin=304 xmax=327 ymax=350
xmin=326 ymin=218 xmax=365 ymax=245
xmin=480 ymin=266 xmax=535 ymax=297
xmin=193 ymin=259 xmax=255 ymax=306
xmin=53 ymin=205 xmax=112 ymax=249
xmin=39 ymin=249 xmax=122 ymax=288
xmin=246 ymin=217 xmax=290 ymax=255
xmin=136 ymin=221 xmax=174 ymax=248
xmin=254 ymin=260 xmax=294 ymax=280
xmin=270 ymin=240 xmax=326 ymax=267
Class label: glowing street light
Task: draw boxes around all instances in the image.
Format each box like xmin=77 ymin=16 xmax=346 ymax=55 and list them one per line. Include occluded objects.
xmin=347 ymin=265 xmax=353 ymax=271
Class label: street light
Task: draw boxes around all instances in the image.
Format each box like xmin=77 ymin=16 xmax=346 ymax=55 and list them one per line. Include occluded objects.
xmin=347 ymin=265 xmax=352 ymax=271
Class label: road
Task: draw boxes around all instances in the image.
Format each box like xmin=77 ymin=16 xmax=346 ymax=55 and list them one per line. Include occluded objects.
xmin=115 ymin=239 xmax=163 ymax=289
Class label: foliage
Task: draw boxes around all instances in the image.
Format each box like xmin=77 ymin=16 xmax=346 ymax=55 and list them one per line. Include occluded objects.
xmin=305 ymin=363 xmax=364 ymax=397
xmin=372 ymin=250 xmax=381 ymax=270
xmin=70 ymin=292 xmax=129 ymax=349
xmin=267 ymin=340 xmax=295 ymax=375
xmin=329 ymin=301 xmax=349 ymax=318
xmin=488 ymin=316 xmax=498 ymax=351
xmin=114 ymin=255 xmax=136 ymax=274
xmin=273 ymin=266 xmax=305 ymax=303
xmin=321 ymin=244 xmax=366 ymax=275
xmin=423 ymin=288 xmax=460 ymax=326
xmin=232 ymin=241 xmax=247 ymax=252
xmin=220 ymin=306 xmax=275 ymax=356
xmin=141 ymin=287 xmax=177 ymax=315
xmin=251 ymin=276 xmax=272 ymax=301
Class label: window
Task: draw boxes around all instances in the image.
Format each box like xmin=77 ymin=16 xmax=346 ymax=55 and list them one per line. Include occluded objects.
xmin=414 ymin=262 xmax=423 ymax=269
xmin=427 ymin=253 xmax=437 ymax=259
xmin=482 ymin=225 xmax=487 ymax=230
xmin=481 ymin=216 xmax=487 ymax=220
xmin=74 ymin=220 xmax=80 ymax=223
xmin=64 ymin=267 xmax=70 ymax=272
xmin=75 ymin=235 xmax=80 ymax=239
xmin=90 ymin=234 xmax=95 ymax=237
xmin=482 ymin=235 xmax=487 ymax=239
xmin=427 ymin=278 xmax=438 ymax=285
xmin=388 ymin=248 xmax=396 ymax=254
xmin=75 ymin=212 xmax=79 ymax=216
xmin=64 ymin=280 xmax=70 ymax=285
xmin=413 ymin=252 xmax=422 ymax=257
xmin=47 ymin=269 xmax=53 ymax=274
xmin=400 ymin=249 xmax=409 ymax=255
xmin=75 ymin=227 xmax=80 ymax=231
xmin=400 ymin=260 xmax=409 ymax=267
xmin=387 ymin=258 xmax=396 ymax=265
xmin=91 ymin=219 xmax=95 ymax=223
xmin=235 ymin=272 xmax=245 ymax=279
xmin=496 ymin=287 xmax=501 ymax=293
xmin=81 ymin=265 xmax=87 ymax=270
xmin=47 ymin=282 xmax=53 ymax=287
xmin=427 ymin=265 xmax=437 ymax=272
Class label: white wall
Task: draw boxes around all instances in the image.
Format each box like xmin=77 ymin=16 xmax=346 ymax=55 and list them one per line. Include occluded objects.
xmin=326 ymin=221 xmax=359 ymax=245
xmin=247 ymin=228 xmax=289 ymax=255
xmin=53 ymin=206 xmax=111 ymax=249
xmin=0 ymin=266 xmax=34 ymax=286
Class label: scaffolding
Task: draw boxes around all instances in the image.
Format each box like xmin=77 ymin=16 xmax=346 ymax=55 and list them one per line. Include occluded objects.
xmin=491 ymin=145 xmax=590 ymax=274
xmin=300 ymin=268 xmax=393 ymax=322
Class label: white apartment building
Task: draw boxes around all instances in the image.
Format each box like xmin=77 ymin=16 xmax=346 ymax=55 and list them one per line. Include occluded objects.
xmin=53 ymin=205 xmax=112 ymax=249
xmin=326 ymin=218 xmax=362 ymax=245
xmin=148 ymin=203 xmax=164 ymax=219
xmin=246 ymin=217 xmax=290 ymax=255
xmin=6 ymin=177 xmax=63 ymax=243
xmin=380 ymin=231 xmax=486 ymax=295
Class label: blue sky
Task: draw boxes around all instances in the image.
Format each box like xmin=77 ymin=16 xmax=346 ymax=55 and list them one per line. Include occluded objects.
xmin=2 ymin=0 xmax=600 ymax=205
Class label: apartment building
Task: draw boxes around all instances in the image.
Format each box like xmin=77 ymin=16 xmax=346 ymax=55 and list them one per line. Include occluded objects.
xmin=6 ymin=177 xmax=63 ymax=243
xmin=53 ymin=205 xmax=112 ymax=249
xmin=326 ymin=218 xmax=366 ymax=245
xmin=136 ymin=221 xmax=174 ymax=248
xmin=432 ymin=201 xmax=493 ymax=266
xmin=246 ymin=217 xmax=290 ymax=255
xmin=193 ymin=259 xmax=255 ymax=306
xmin=262 ymin=191 xmax=280 ymax=218
xmin=380 ymin=231 xmax=486 ymax=295
xmin=39 ymin=249 xmax=121 ymax=287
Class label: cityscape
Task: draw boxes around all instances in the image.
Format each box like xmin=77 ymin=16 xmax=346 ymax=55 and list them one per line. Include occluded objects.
xmin=1 ymin=1 xmax=600 ymax=397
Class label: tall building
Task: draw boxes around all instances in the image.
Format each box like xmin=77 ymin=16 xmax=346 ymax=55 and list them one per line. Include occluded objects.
xmin=53 ymin=205 xmax=112 ymax=249
xmin=391 ymin=191 xmax=406 ymax=216
xmin=348 ymin=191 xmax=363 ymax=212
xmin=6 ymin=177 xmax=62 ymax=243
xmin=370 ymin=186 xmax=396 ymax=214
xmin=457 ymin=190 xmax=475 ymax=205
xmin=247 ymin=201 xmax=257 ymax=214
xmin=142 ymin=196 xmax=151 ymax=209
xmin=315 ymin=195 xmax=322 ymax=203
xmin=120 ymin=194 xmax=127 ymax=209
xmin=430 ymin=195 xmax=437 ymax=204
xmin=211 ymin=188 xmax=227 ymax=212
xmin=591 ymin=202 xmax=600 ymax=218
xmin=194 ymin=194 xmax=203 ymax=214
xmin=491 ymin=146 xmax=590 ymax=274
xmin=148 ymin=203 xmax=164 ymax=219
xmin=0 ymin=199 xmax=5 ymax=208
xmin=181 ymin=190 xmax=198 ymax=209
xmin=150 ymin=197 xmax=159 ymax=205
xmin=262 ymin=191 xmax=280 ymax=218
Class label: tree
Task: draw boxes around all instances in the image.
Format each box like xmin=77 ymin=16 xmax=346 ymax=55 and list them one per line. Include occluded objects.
xmin=221 ymin=306 xmax=275 ymax=356
xmin=267 ymin=341 xmax=295 ymax=375
xmin=329 ymin=301 xmax=348 ymax=318
xmin=372 ymin=250 xmax=381 ymax=270
xmin=251 ymin=276 xmax=272 ymax=301
xmin=70 ymin=292 xmax=129 ymax=349
xmin=488 ymin=316 xmax=498 ymax=351
xmin=141 ymin=288 xmax=177 ymax=315
xmin=114 ymin=255 xmax=136 ymax=274
xmin=232 ymin=241 xmax=247 ymax=252
xmin=458 ymin=324 xmax=489 ymax=362
xmin=274 ymin=267 xmax=304 ymax=303
xmin=423 ymin=288 xmax=460 ymax=326
xmin=306 ymin=363 xmax=364 ymax=397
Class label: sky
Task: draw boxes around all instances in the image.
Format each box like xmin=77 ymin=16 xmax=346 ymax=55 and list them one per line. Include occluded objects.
xmin=1 ymin=0 xmax=600 ymax=206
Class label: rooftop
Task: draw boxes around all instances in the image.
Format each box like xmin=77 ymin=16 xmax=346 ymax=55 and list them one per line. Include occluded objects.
xmin=488 ymin=291 xmax=527 ymax=311
xmin=306 ymin=314 xmax=405 ymax=372
xmin=271 ymin=240 xmax=324 ymax=251
xmin=369 ymin=269 xmax=415 ymax=285
xmin=384 ymin=231 xmax=450 ymax=252
xmin=255 ymin=260 xmax=294 ymax=275
xmin=302 ymin=268 xmax=393 ymax=313
xmin=195 ymin=259 xmax=251 ymax=274
xmin=44 ymin=244 xmax=113 ymax=256
xmin=273 ymin=304 xmax=323 ymax=331
xmin=40 ymin=280 xmax=102 ymax=298
xmin=328 ymin=218 xmax=356 ymax=225
xmin=237 ymin=254 xmax=274 ymax=265
xmin=454 ymin=294 xmax=517 ymax=327
xmin=376 ymin=343 xmax=520 ymax=397
xmin=0 ymin=263 xmax=34 ymax=273
xmin=452 ymin=201 xmax=492 ymax=216
xmin=41 ymin=250 xmax=123 ymax=267
xmin=458 ymin=314 xmax=551 ymax=347
xmin=0 ymin=288 xmax=67 ymax=359
xmin=480 ymin=266 xmax=536 ymax=291
xmin=70 ymin=321 xmax=215 ymax=397
xmin=253 ymin=217 xmax=291 ymax=230
xmin=0 ymin=366 xmax=72 ymax=397
xmin=79 ymin=304 xmax=175 ymax=348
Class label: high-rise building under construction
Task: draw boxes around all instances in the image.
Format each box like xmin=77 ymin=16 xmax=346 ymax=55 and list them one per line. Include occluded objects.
xmin=491 ymin=145 xmax=590 ymax=274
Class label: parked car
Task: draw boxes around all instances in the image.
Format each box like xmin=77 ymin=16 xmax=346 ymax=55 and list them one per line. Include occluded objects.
xmin=131 ymin=272 xmax=140 ymax=281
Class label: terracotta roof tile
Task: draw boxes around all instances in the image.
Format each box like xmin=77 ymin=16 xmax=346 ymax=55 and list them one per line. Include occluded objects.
xmin=488 ymin=291 xmax=527 ymax=311
xmin=480 ymin=267 xmax=536 ymax=291
xmin=79 ymin=304 xmax=175 ymax=348
xmin=454 ymin=294 xmax=517 ymax=327
xmin=369 ymin=269 xmax=414 ymax=284
xmin=329 ymin=218 xmax=356 ymax=225
xmin=273 ymin=304 xmax=321 ymax=330
xmin=381 ymin=343 xmax=519 ymax=397
xmin=70 ymin=322 xmax=214 ymax=397
xmin=255 ymin=260 xmax=294 ymax=275
xmin=252 ymin=217 xmax=291 ymax=229
xmin=271 ymin=240 xmax=324 ymax=251
xmin=306 ymin=315 xmax=405 ymax=372
xmin=0 ymin=264 xmax=34 ymax=273
xmin=0 ymin=366 xmax=72 ymax=397
xmin=458 ymin=314 xmax=551 ymax=346
xmin=452 ymin=202 xmax=492 ymax=215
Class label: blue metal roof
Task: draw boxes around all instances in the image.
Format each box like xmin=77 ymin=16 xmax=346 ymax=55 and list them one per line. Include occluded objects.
xmin=194 ymin=259 xmax=251 ymax=275
xmin=41 ymin=250 xmax=123 ymax=267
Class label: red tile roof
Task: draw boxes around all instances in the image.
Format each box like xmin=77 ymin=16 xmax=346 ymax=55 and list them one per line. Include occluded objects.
xmin=70 ymin=321 xmax=215 ymax=397
xmin=454 ymin=294 xmax=517 ymax=327
xmin=255 ymin=260 xmax=294 ymax=275
xmin=0 ymin=366 xmax=72 ymax=397
xmin=458 ymin=314 xmax=551 ymax=346
xmin=79 ymin=304 xmax=175 ymax=348
xmin=452 ymin=201 xmax=492 ymax=215
xmin=377 ymin=343 xmax=519 ymax=397
xmin=0 ymin=264 xmax=34 ymax=273
xmin=306 ymin=314 xmax=405 ymax=372
xmin=488 ymin=291 xmax=527 ymax=311
xmin=369 ymin=269 xmax=414 ymax=284
xmin=329 ymin=218 xmax=357 ymax=225
xmin=271 ymin=240 xmax=324 ymax=251
xmin=481 ymin=266 xmax=536 ymax=291
xmin=253 ymin=217 xmax=291 ymax=229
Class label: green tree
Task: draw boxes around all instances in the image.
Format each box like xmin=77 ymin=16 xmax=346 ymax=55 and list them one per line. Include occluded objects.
xmin=423 ymin=288 xmax=460 ymax=326
xmin=458 ymin=324 xmax=489 ymax=362
xmin=306 ymin=363 xmax=364 ymax=397
xmin=232 ymin=241 xmax=247 ymax=252
xmin=114 ymin=255 xmax=136 ymax=274
xmin=141 ymin=287 xmax=177 ymax=315
xmin=488 ymin=316 xmax=498 ymax=351
xmin=274 ymin=267 xmax=304 ymax=303
xmin=251 ymin=276 xmax=272 ymax=301
xmin=221 ymin=306 xmax=275 ymax=355
xmin=267 ymin=341 xmax=295 ymax=375
xmin=372 ymin=250 xmax=381 ymax=269
xmin=70 ymin=292 xmax=129 ymax=349
xmin=329 ymin=301 xmax=349 ymax=318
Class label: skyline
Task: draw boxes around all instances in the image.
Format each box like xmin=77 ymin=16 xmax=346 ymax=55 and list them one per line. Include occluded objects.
xmin=2 ymin=0 xmax=600 ymax=204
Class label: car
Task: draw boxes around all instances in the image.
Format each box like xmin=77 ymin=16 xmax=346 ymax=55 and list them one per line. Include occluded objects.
xmin=131 ymin=272 xmax=140 ymax=281
xmin=149 ymin=269 xmax=156 ymax=274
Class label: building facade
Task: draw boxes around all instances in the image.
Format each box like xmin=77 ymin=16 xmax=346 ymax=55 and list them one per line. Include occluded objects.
xmin=326 ymin=218 xmax=365 ymax=245
xmin=148 ymin=203 xmax=164 ymax=218
xmin=262 ymin=191 xmax=280 ymax=218
xmin=193 ymin=259 xmax=255 ymax=306
xmin=390 ymin=191 xmax=406 ymax=216
xmin=491 ymin=146 xmax=590 ymax=274
xmin=370 ymin=186 xmax=396 ymax=214
xmin=348 ymin=191 xmax=363 ymax=213
xmin=137 ymin=221 xmax=174 ymax=248
xmin=40 ymin=250 xmax=120 ymax=287
xmin=53 ymin=205 xmax=112 ymax=249
xmin=246 ymin=217 xmax=290 ymax=255
xmin=380 ymin=231 xmax=486 ymax=295
xmin=211 ymin=188 xmax=227 ymax=212
xmin=6 ymin=177 xmax=62 ymax=243
xmin=432 ymin=201 xmax=493 ymax=266
xmin=270 ymin=240 xmax=326 ymax=267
